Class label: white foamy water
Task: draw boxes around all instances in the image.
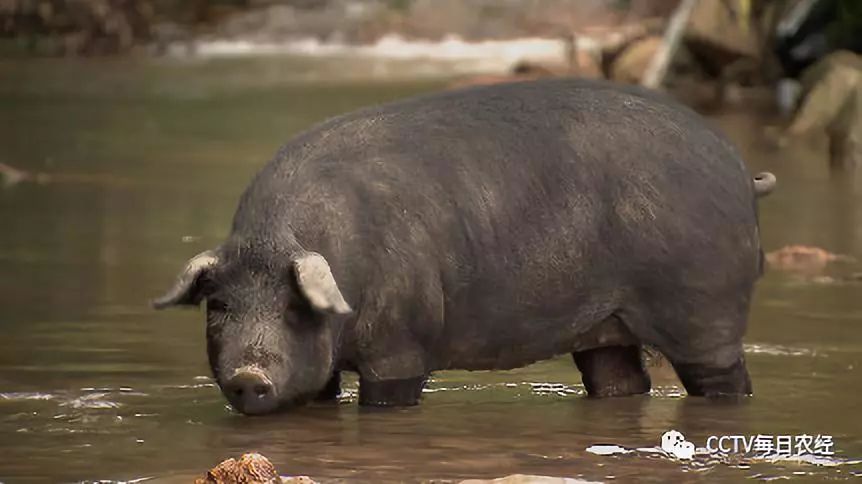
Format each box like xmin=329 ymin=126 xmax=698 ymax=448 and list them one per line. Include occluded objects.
xmin=586 ymin=444 xmax=633 ymax=456
xmin=528 ymin=382 xmax=585 ymax=397
xmin=422 ymin=383 xmax=495 ymax=393
xmin=163 ymin=383 xmax=217 ymax=390
xmin=191 ymin=34 xmax=568 ymax=74
xmin=744 ymin=344 xmax=820 ymax=357
xmin=648 ymin=386 xmax=686 ymax=398
xmin=60 ymin=393 xmax=122 ymax=410
xmin=0 ymin=392 xmax=56 ymax=401
xmin=587 ymin=442 xmax=862 ymax=469
xmin=421 ymin=381 xmax=586 ymax=397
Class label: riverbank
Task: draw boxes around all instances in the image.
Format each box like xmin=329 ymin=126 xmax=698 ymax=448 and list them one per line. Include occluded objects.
xmin=1 ymin=0 xmax=673 ymax=58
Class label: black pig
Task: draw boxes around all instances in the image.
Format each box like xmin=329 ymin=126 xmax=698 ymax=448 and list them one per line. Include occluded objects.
xmin=154 ymin=79 xmax=776 ymax=415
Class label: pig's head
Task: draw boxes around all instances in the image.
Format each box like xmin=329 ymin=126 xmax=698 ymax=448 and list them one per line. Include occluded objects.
xmin=152 ymin=247 xmax=352 ymax=415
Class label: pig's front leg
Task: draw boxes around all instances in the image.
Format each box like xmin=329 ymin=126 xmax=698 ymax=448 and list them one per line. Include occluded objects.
xmin=357 ymin=351 xmax=428 ymax=406
xmin=358 ymin=375 xmax=427 ymax=406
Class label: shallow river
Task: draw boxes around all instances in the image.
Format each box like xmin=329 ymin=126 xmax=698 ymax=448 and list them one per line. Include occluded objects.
xmin=1 ymin=57 xmax=861 ymax=483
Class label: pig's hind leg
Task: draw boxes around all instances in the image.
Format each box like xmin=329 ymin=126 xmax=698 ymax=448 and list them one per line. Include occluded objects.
xmin=573 ymin=345 xmax=651 ymax=397
xmin=670 ymin=355 xmax=752 ymax=397
xmin=571 ymin=315 xmax=651 ymax=397
xmin=635 ymin=288 xmax=754 ymax=398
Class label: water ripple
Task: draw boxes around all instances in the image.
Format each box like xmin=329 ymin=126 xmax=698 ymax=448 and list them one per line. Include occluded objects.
xmin=60 ymin=393 xmax=122 ymax=410
xmin=586 ymin=442 xmax=862 ymax=470
xmin=744 ymin=344 xmax=821 ymax=357
xmin=0 ymin=392 xmax=56 ymax=401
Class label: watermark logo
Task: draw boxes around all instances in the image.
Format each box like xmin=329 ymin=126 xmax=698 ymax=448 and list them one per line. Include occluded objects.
xmin=587 ymin=431 xmax=847 ymax=466
xmin=661 ymin=430 xmax=696 ymax=459
xmin=705 ymin=434 xmax=834 ymax=456
xmin=658 ymin=430 xmax=836 ymax=460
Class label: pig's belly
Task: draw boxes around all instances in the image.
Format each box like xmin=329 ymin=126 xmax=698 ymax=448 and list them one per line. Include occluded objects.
xmin=437 ymin=311 xmax=639 ymax=371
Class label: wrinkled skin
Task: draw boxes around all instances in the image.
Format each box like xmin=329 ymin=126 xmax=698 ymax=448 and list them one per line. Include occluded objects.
xmin=154 ymin=78 xmax=774 ymax=415
xmin=201 ymin=253 xmax=336 ymax=413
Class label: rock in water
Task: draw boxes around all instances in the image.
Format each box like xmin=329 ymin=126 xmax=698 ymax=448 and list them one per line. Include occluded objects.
xmin=765 ymin=245 xmax=853 ymax=274
xmin=195 ymin=453 xmax=280 ymax=484
xmin=0 ymin=163 xmax=32 ymax=186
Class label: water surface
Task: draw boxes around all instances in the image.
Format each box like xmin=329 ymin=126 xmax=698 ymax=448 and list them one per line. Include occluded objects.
xmin=1 ymin=58 xmax=861 ymax=483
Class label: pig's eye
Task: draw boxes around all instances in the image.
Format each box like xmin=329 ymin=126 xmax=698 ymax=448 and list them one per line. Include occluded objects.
xmin=284 ymin=298 xmax=319 ymax=327
xmin=284 ymin=302 xmax=305 ymax=320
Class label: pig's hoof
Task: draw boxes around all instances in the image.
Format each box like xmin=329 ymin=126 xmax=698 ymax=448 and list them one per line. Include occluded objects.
xmin=358 ymin=375 xmax=426 ymax=406
xmin=573 ymin=345 xmax=651 ymax=397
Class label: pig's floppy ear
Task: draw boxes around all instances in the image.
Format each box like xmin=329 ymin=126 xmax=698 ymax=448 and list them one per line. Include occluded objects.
xmin=151 ymin=250 xmax=219 ymax=309
xmin=293 ymin=252 xmax=352 ymax=315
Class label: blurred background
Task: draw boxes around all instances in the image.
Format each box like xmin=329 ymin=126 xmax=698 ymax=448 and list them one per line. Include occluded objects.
xmin=1 ymin=1 xmax=861 ymax=482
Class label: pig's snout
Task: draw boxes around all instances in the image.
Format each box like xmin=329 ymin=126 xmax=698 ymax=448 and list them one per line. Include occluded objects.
xmin=223 ymin=366 xmax=277 ymax=415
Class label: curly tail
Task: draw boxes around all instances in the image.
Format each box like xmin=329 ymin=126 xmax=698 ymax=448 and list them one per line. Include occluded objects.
xmin=753 ymin=172 xmax=777 ymax=198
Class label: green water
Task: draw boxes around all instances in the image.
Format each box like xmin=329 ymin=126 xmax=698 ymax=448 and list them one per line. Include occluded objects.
xmin=1 ymin=57 xmax=861 ymax=483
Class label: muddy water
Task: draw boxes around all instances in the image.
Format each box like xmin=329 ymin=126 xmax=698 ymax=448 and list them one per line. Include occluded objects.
xmin=1 ymin=58 xmax=861 ymax=483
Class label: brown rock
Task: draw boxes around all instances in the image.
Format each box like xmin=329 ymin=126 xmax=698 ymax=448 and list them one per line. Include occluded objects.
xmin=446 ymin=47 xmax=603 ymax=91
xmin=570 ymin=48 xmax=603 ymax=79
xmin=786 ymin=51 xmax=862 ymax=169
xmin=765 ymin=245 xmax=854 ymax=274
xmin=0 ymin=163 xmax=33 ymax=186
xmin=609 ymin=35 xmax=662 ymax=84
xmin=685 ymin=0 xmax=759 ymax=62
xmin=0 ymin=163 xmax=55 ymax=186
xmin=195 ymin=453 xmax=280 ymax=484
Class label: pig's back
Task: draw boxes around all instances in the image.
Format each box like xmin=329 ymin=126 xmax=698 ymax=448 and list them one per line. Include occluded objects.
xmin=233 ymin=79 xmax=761 ymax=335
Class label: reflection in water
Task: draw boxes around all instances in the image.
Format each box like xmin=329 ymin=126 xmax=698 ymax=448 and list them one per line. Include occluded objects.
xmin=0 ymin=58 xmax=861 ymax=482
